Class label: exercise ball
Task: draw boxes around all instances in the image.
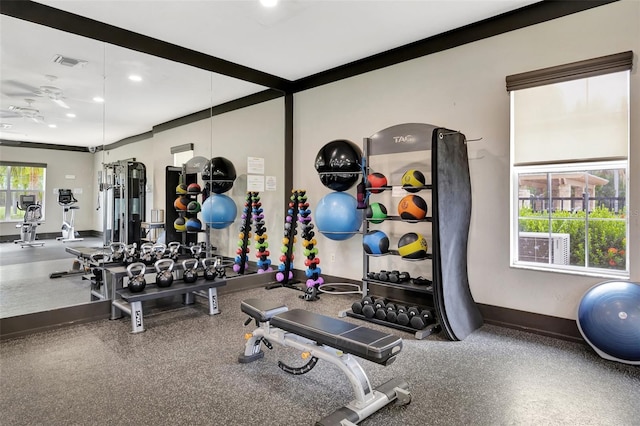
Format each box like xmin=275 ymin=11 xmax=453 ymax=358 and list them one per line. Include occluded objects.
xmin=315 ymin=192 xmax=362 ymax=241
xmin=187 ymin=200 xmax=201 ymax=214
xmin=402 ymin=169 xmax=426 ymax=193
xmin=187 ymin=183 xmax=201 ymax=194
xmin=398 ymin=194 xmax=428 ymax=221
xmin=363 ymin=230 xmax=389 ymax=255
xmin=186 ymin=217 xmax=202 ymax=232
xmin=206 ymin=157 xmax=236 ymax=194
xmin=314 ymin=139 xmax=362 ymax=192
xmin=174 ymin=196 xmax=189 ymax=211
xmin=577 ymin=281 xmax=640 ymax=365
xmin=366 ymin=202 xmax=387 ymax=224
xmin=397 ymin=232 xmax=428 ymax=259
xmin=366 ymin=173 xmax=387 ymax=193
xmin=201 ymin=194 xmax=237 ymax=229
xmin=174 ymin=216 xmax=187 ymax=232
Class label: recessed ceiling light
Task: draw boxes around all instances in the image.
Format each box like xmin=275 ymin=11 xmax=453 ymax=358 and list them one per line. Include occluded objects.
xmin=260 ymin=0 xmax=278 ymax=7
xmin=48 ymin=124 xmax=57 ymax=128
xmin=93 ymin=96 xmax=105 ymax=103
xmin=66 ymin=113 xmax=76 ymax=118
xmin=128 ymin=74 xmax=143 ymax=82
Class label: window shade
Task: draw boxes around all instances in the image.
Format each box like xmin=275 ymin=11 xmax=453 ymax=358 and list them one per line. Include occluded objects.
xmin=512 ymin=70 xmax=629 ymax=165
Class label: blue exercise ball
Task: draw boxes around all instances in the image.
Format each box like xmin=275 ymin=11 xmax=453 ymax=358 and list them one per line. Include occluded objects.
xmin=577 ymin=281 xmax=640 ymax=365
xmin=201 ymin=194 xmax=237 ymax=229
xmin=314 ymin=139 xmax=362 ymax=192
xmin=315 ymin=192 xmax=362 ymax=241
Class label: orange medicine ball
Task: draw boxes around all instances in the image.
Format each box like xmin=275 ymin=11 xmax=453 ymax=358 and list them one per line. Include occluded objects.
xmin=174 ymin=196 xmax=189 ymax=211
xmin=397 ymin=194 xmax=428 ymax=221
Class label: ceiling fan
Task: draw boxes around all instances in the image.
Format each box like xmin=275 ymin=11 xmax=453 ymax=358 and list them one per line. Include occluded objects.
xmin=3 ymin=76 xmax=71 ymax=109
xmin=1 ymin=99 xmax=46 ymax=124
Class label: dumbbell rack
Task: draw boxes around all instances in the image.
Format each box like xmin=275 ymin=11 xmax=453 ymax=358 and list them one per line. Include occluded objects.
xmin=342 ymin=123 xmax=483 ymax=341
xmin=234 ymin=192 xmax=272 ymax=274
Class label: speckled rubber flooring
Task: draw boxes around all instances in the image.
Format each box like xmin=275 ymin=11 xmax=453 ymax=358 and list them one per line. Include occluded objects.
xmin=1 ymin=287 xmax=638 ymax=426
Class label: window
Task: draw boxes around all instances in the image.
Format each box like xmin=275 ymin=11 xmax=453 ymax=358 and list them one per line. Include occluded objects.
xmin=0 ymin=162 xmax=46 ymax=222
xmin=508 ymin=52 xmax=632 ymax=278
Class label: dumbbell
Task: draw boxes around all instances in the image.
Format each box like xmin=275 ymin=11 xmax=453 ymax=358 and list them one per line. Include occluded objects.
xmin=388 ymin=271 xmax=411 ymax=283
xmin=377 ymin=270 xmax=389 ymax=281
xmin=366 ymin=271 xmax=376 ymax=280
xmin=362 ymin=296 xmax=378 ymax=318
xmin=410 ymin=309 xmax=436 ymax=330
xmin=373 ymin=298 xmax=387 ymax=320
xmin=397 ymin=306 xmax=419 ymax=326
xmin=395 ymin=305 xmax=409 ymax=325
xmin=352 ymin=296 xmax=373 ymax=315
xmin=385 ymin=303 xmax=397 ymax=323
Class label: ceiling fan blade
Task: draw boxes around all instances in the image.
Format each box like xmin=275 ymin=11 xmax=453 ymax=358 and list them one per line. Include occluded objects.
xmin=52 ymin=98 xmax=70 ymax=109
xmin=0 ymin=110 xmax=22 ymax=119
xmin=2 ymin=80 xmax=40 ymax=94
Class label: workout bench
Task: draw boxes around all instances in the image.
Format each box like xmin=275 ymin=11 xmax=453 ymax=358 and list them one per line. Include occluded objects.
xmin=239 ymin=298 xmax=410 ymax=425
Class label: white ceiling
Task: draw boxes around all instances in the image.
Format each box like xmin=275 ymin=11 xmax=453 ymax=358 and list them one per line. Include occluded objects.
xmin=0 ymin=0 xmax=540 ymax=148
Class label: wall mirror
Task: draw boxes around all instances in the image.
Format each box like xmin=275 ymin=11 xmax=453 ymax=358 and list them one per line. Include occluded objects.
xmin=0 ymin=12 xmax=284 ymax=323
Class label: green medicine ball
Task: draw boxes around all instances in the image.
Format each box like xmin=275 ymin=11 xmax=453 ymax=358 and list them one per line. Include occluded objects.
xmin=366 ymin=202 xmax=388 ymax=224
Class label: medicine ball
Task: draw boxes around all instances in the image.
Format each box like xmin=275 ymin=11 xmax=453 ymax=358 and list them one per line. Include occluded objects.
xmin=174 ymin=216 xmax=187 ymax=232
xmin=174 ymin=196 xmax=189 ymax=211
xmin=402 ymin=169 xmax=426 ymax=193
xmin=186 ymin=217 xmax=202 ymax=232
xmin=187 ymin=200 xmax=201 ymax=214
xmin=314 ymin=139 xmax=362 ymax=192
xmin=362 ymin=230 xmax=390 ymax=255
xmin=207 ymin=157 xmax=236 ymax=194
xmin=397 ymin=232 xmax=428 ymax=259
xmin=397 ymin=194 xmax=428 ymax=221
xmin=366 ymin=173 xmax=387 ymax=193
xmin=187 ymin=183 xmax=201 ymax=194
xmin=366 ymin=202 xmax=387 ymax=224
xmin=176 ymin=183 xmax=188 ymax=194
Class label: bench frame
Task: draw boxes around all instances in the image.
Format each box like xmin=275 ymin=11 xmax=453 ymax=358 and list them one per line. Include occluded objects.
xmin=239 ymin=301 xmax=410 ymax=425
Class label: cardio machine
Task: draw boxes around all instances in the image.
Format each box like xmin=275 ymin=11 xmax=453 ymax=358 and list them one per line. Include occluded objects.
xmin=14 ymin=194 xmax=45 ymax=248
xmin=56 ymin=189 xmax=83 ymax=242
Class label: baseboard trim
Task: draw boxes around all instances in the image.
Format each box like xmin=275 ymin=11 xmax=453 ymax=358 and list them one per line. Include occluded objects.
xmin=0 ymin=230 xmax=101 ymax=243
xmin=477 ymin=303 xmax=583 ymax=343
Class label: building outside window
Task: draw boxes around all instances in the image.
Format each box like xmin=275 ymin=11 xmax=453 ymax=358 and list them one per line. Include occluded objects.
xmin=507 ymin=52 xmax=632 ymax=278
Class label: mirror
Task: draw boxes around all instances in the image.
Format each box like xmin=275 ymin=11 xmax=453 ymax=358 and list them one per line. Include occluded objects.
xmin=0 ymin=14 xmax=284 ymax=321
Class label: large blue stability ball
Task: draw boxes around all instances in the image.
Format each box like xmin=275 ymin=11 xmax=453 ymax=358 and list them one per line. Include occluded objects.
xmin=315 ymin=192 xmax=362 ymax=241
xmin=314 ymin=139 xmax=363 ymax=192
xmin=577 ymin=281 xmax=640 ymax=365
xmin=201 ymin=194 xmax=237 ymax=229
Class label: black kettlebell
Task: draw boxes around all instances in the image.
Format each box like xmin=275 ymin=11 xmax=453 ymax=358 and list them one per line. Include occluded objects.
xmin=153 ymin=243 xmax=167 ymax=261
xmin=124 ymin=243 xmax=138 ymax=264
xmin=110 ymin=242 xmax=125 ymax=263
xmin=155 ymin=259 xmax=174 ymax=288
xmin=190 ymin=244 xmax=202 ymax=259
xmin=127 ymin=262 xmax=147 ymax=293
xmin=202 ymin=257 xmax=218 ymax=281
xmin=168 ymin=242 xmax=181 ymax=261
xmin=140 ymin=242 xmax=154 ymax=265
xmin=214 ymin=256 xmax=226 ymax=278
xmin=182 ymin=258 xmax=199 ymax=284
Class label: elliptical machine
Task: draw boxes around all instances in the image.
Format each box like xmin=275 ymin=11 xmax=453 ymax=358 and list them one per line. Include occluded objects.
xmin=56 ymin=189 xmax=83 ymax=242
xmin=14 ymin=194 xmax=45 ymax=248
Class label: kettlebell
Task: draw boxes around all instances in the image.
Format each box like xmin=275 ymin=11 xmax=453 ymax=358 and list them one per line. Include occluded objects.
xmin=110 ymin=242 xmax=126 ymax=263
xmin=214 ymin=256 xmax=226 ymax=278
xmin=89 ymin=253 xmax=109 ymax=285
xmin=127 ymin=262 xmax=147 ymax=293
xmin=182 ymin=258 xmax=199 ymax=284
xmin=202 ymin=257 xmax=218 ymax=281
xmin=140 ymin=242 xmax=154 ymax=265
xmin=168 ymin=242 xmax=181 ymax=261
xmin=124 ymin=243 xmax=138 ymax=264
xmin=155 ymin=258 xmax=174 ymax=288
xmin=152 ymin=243 xmax=167 ymax=261
xmin=191 ymin=244 xmax=202 ymax=259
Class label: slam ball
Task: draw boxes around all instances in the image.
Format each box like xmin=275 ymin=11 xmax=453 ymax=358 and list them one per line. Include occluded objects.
xmin=398 ymin=232 xmax=429 ymax=259
xmin=174 ymin=196 xmax=189 ymax=211
xmin=398 ymin=195 xmax=428 ymax=221
xmin=366 ymin=173 xmax=387 ymax=193
xmin=176 ymin=183 xmax=188 ymax=194
xmin=187 ymin=183 xmax=201 ymax=194
xmin=206 ymin=157 xmax=236 ymax=194
xmin=366 ymin=202 xmax=388 ymax=224
xmin=315 ymin=192 xmax=362 ymax=241
xmin=402 ymin=169 xmax=426 ymax=193
xmin=186 ymin=217 xmax=202 ymax=232
xmin=363 ymin=230 xmax=390 ymax=255
xmin=174 ymin=217 xmax=187 ymax=232
xmin=314 ymin=139 xmax=363 ymax=192
xmin=201 ymin=194 xmax=237 ymax=229
xmin=187 ymin=200 xmax=201 ymax=214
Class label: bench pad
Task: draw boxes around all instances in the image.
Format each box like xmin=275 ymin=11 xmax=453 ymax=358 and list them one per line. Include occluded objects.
xmin=272 ymin=309 xmax=402 ymax=365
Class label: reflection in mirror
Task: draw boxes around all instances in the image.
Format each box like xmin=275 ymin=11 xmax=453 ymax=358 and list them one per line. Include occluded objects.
xmin=0 ymin=15 xmax=284 ymax=327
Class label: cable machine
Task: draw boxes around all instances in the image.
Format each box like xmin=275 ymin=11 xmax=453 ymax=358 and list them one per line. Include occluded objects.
xmin=100 ymin=159 xmax=146 ymax=246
